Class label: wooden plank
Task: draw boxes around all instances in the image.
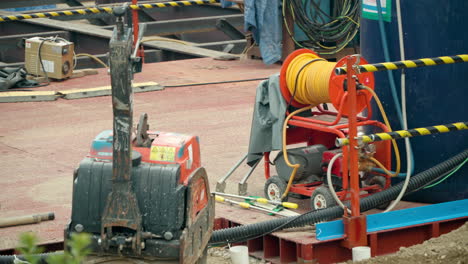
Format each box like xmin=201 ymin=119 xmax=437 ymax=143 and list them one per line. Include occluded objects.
xmin=0 ymin=91 xmax=58 ymax=103
xmin=58 ymin=81 xmax=163 ymax=100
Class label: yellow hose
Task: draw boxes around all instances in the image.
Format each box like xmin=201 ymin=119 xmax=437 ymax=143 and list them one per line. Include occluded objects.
xmin=75 ymin=53 xmax=109 ymax=69
xmin=361 ymin=86 xmax=401 ymax=177
xmin=285 ymin=53 xmax=335 ymax=105
xmin=280 ymin=106 xmax=313 ymax=199
xmin=141 ymin=37 xmax=191 ymax=46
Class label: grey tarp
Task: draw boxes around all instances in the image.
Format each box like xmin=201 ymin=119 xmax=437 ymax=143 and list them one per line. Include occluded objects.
xmin=247 ymin=74 xmax=287 ymax=166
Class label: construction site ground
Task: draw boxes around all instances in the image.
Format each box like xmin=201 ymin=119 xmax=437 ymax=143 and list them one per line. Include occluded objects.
xmin=0 ymin=57 xmax=466 ymax=263
xmin=0 ymin=57 xmax=280 ymax=250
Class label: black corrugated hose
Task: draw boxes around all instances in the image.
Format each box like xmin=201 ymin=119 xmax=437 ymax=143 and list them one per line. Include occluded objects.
xmin=209 ymin=148 xmax=468 ymax=244
xmin=0 ymin=252 xmax=57 ymax=264
xmin=1 ymin=149 xmax=466 ymax=262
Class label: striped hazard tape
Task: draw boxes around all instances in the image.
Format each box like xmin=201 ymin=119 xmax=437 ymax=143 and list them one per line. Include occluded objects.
xmin=0 ymin=0 xmax=219 ymax=22
xmin=335 ymin=54 xmax=468 ymax=75
xmin=336 ymin=122 xmax=468 ymax=147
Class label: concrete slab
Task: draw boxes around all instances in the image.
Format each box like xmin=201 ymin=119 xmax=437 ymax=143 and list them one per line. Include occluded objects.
xmin=0 ymin=57 xmax=280 ymax=250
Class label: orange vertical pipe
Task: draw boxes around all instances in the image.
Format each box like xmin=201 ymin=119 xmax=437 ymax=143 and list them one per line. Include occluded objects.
xmin=264 ymin=152 xmax=271 ymax=179
xmin=346 ymin=56 xmax=360 ymax=217
xmin=132 ymin=0 xmax=138 ymax=44
xmin=132 ymin=0 xmax=144 ymax=59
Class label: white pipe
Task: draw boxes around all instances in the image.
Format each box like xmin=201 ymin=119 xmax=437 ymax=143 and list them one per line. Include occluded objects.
xmin=384 ymin=0 xmax=412 ymax=212
xmin=352 ymin=246 xmax=371 ymax=261
xmin=326 ymin=153 xmax=351 ymax=213
xmin=229 ymin=245 xmax=249 ymax=264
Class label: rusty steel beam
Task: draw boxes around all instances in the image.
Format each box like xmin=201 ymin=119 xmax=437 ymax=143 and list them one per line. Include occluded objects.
xmin=0 ymin=0 xmax=83 ymax=9
xmin=102 ymin=14 xmax=244 ymax=36
xmin=0 ymin=10 xmax=237 ymax=62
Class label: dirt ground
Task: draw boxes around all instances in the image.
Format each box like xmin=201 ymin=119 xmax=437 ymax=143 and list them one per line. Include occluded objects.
xmin=348 ymin=222 xmax=468 ymax=264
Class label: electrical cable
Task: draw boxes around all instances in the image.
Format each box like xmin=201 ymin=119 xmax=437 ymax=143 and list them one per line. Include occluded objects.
xmin=326 ymin=153 xmax=351 ymax=213
xmin=163 ymin=77 xmax=268 ymax=88
xmin=423 ymin=158 xmax=468 ymax=189
xmin=141 ymin=37 xmax=191 ymax=46
xmin=361 ymin=85 xmax=401 ymax=177
xmin=407 ymin=158 xmax=467 ymax=194
xmin=74 ymin=53 xmax=109 ymax=69
xmin=375 ymin=0 xmax=415 ymax=179
xmin=375 ymin=0 xmax=413 ymax=212
xmin=281 ymin=105 xmax=313 ymax=199
xmin=282 ymin=0 xmax=360 ymax=54
xmin=37 ymin=39 xmax=52 ymax=86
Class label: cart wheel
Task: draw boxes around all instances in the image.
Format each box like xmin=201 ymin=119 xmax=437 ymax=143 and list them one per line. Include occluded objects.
xmin=311 ymin=186 xmax=336 ymax=211
xmin=264 ymin=175 xmax=288 ymax=202
xmin=367 ymin=176 xmax=391 ymax=210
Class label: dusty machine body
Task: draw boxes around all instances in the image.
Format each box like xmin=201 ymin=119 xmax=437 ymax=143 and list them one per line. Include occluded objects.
xmin=66 ymin=7 xmax=214 ymax=263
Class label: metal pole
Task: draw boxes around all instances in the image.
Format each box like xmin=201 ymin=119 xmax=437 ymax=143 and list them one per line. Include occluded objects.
xmin=215 ymin=153 xmax=248 ymax=192
xmin=347 ymin=56 xmax=360 ymax=218
xmin=0 ymin=213 xmax=54 ymax=228
xmin=335 ymin=54 xmax=468 ymax=75
xmin=336 ymin=121 xmax=468 ymax=147
xmin=342 ymin=56 xmax=368 ymax=249
xmin=0 ymin=0 xmax=220 ymax=22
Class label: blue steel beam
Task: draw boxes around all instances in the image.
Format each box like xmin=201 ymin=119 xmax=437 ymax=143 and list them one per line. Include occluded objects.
xmin=316 ymin=199 xmax=468 ymax=241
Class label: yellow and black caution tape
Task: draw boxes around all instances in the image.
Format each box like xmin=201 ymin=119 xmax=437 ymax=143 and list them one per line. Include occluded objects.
xmin=336 ymin=122 xmax=468 ymax=146
xmin=335 ymin=54 xmax=468 ymax=75
xmin=0 ymin=0 xmax=219 ymax=23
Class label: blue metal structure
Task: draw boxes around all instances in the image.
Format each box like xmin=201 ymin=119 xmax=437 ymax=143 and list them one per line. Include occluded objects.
xmin=316 ymin=199 xmax=468 ymax=241
xmin=360 ymin=0 xmax=468 ymax=203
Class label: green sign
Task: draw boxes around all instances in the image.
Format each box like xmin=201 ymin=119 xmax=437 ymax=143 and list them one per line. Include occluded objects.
xmin=362 ymin=0 xmax=392 ymax=22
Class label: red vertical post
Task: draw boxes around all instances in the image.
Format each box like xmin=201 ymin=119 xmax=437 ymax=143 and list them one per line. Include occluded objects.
xmin=264 ymin=152 xmax=271 ymax=179
xmin=342 ymin=55 xmax=367 ymax=249
xmin=132 ymin=0 xmax=144 ymax=59
xmin=132 ymin=0 xmax=139 ymax=44
xmin=347 ymin=56 xmax=360 ymax=218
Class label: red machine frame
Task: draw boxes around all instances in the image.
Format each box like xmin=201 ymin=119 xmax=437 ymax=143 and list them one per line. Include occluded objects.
xmin=264 ymin=52 xmax=393 ymax=247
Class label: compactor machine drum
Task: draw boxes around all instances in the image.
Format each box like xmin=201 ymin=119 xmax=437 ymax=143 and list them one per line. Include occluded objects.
xmin=66 ymin=6 xmax=214 ymax=263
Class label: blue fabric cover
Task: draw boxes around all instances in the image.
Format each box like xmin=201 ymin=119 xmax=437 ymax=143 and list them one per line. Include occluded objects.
xmin=244 ymin=0 xmax=282 ymax=64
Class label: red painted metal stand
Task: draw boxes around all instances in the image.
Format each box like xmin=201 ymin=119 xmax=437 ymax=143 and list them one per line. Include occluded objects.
xmin=263 ymin=54 xmax=392 ymax=204
xmin=213 ymin=214 xmax=467 ymax=264
xmin=342 ymin=55 xmax=367 ymax=248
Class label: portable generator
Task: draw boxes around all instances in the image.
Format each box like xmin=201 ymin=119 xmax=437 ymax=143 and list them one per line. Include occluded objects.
xmin=24 ymin=37 xmax=74 ymax=80
xmin=66 ymin=7 xmax=214 ymax=263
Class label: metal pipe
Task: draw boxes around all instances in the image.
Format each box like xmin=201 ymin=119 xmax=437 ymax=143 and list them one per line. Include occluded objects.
xmin=0 ymin=213 xmax=54 ymax=228
xmin=238 ymin=158 xmax=260 ymax=195
xmin=347 ymin=56 xmax=360 ymax=218
xmin=215 ymin=153 xmax=248 ymax=192
xmin=212 ymin=192 xmax=298 ymax=209
xmin=335 ymin=54 xmax=468 ymax=75
xmin=239 ymin=158 xmax=259 ymax=185
xmin=336 ymin=122 xmax=468 ymax=147
xmin=214 ymin=196 xmax=292 ymax=217
xmin=0 ymin=0 xmax=220 ymax=23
